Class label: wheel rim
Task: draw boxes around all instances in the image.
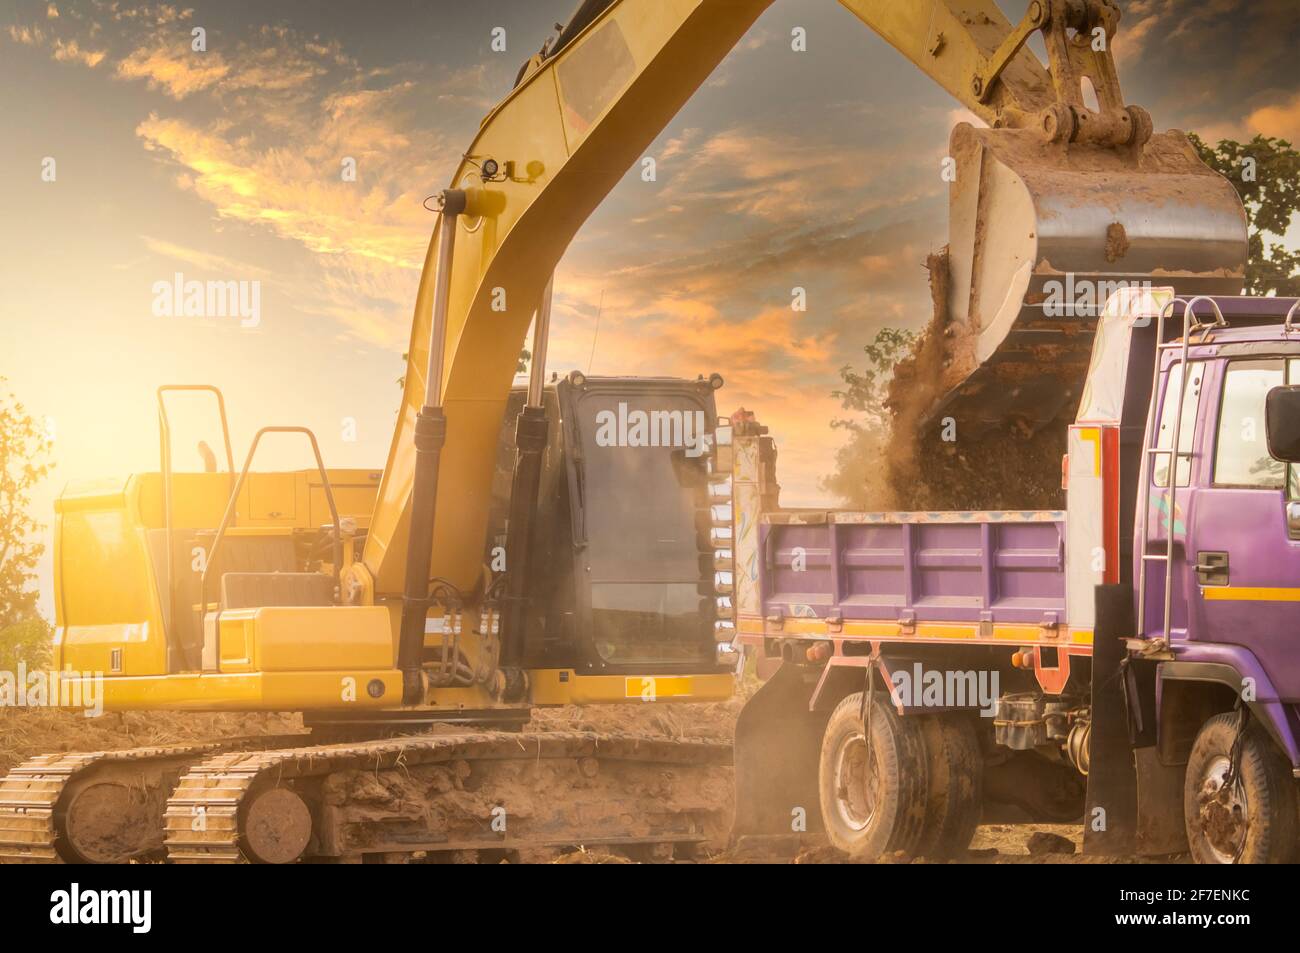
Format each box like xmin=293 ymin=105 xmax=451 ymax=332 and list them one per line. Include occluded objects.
xmin=832 ymin=731 xmax=877 ymax=832
xmin=1196 ymin=754 xmax=1247 ymax=864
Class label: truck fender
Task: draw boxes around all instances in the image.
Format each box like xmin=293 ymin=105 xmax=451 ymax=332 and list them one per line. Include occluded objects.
xmin=1158 ymin=661 xmax=1300 ymax=769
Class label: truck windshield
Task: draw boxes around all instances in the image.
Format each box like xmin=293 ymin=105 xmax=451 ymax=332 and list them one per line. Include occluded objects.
xmin=573 ymin=390 xmax=711 ymax=665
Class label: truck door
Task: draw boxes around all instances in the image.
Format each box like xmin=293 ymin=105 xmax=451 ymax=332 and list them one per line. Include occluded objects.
xmin=1189 ymin=357 xmax=1300 ymax=699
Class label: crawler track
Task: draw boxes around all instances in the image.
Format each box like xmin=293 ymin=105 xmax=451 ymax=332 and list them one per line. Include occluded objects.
xmin=0 ymin=731 xmax=732 ymax=864
xmin=0 ymin=736 xmax=309 ymax=863
xmin=165 ymin=730 xmax=732 ymax=864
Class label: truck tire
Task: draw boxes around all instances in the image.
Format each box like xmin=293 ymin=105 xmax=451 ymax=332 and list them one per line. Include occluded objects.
xmin=915 ymin=713 xmax=984 ymax=859
xmin=818 ymin=692 xmax=927 ymax=859
xmin=1184 ymin=712 xmax=1298 ymax=864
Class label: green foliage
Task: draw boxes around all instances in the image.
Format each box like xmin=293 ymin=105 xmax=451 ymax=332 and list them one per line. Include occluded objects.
xmin=0 ymin=380 xmax=52 ymax=632
xmin=1189 ymin=133 xmax=1300 ymax=297
xmin=821 ymin=328 xmax=916 ymax=507
xmin=0 ymin=618 xmax=52 ymax=673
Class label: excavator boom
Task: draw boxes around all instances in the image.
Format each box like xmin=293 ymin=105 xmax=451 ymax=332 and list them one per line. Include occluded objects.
xmin=361 ymin=0 xmax=1245 ymax=600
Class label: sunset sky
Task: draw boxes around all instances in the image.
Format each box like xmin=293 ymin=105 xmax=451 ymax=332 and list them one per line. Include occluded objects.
xmin=3 ymin=0 xmax=1299 ymax=616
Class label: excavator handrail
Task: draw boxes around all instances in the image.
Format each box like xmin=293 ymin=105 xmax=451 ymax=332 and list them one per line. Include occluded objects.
xmin=197 ymin=427 xmax=343 ymax=642
xmin=156 ymin=384 xmax=236 ymax=643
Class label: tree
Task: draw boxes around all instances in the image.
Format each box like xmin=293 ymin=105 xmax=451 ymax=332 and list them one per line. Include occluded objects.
xmin=1189 ymin=133 xmax=1300 ymax=297
xmin=821 ymin=328 xmax=915 ymax=507
xmin=0 ymin=618 xmax=51 ymax=672
xmin=0 ymin=379 xmax=52 ymax=632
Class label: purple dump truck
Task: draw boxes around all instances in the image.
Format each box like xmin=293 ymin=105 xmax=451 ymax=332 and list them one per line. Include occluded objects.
xmin=725 ymin=290 xmax=1300 ymax=864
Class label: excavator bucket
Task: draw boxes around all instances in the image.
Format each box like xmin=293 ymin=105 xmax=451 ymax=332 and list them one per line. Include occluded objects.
xmin=927 ymin=125 xmax=1247 ymax=436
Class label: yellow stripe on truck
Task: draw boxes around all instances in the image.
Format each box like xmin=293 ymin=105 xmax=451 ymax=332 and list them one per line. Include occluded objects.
xmin=1203 ymin=586 xmax=1300 ymax=602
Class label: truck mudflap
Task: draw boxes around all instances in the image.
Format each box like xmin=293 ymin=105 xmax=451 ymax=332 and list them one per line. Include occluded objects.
xmin=1086 ymin=583 xmax=1188 ymax=856
xmin=731 ymin=663 xmax=833 ymax=853
xmin=1083 ymin=583 xmax=1139 ymax=856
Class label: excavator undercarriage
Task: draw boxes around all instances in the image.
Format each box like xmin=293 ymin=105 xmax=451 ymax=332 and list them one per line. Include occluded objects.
xmin=0 ymin=732 xmax=730 ymax=864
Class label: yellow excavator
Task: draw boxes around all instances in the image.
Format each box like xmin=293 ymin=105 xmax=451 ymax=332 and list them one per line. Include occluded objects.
xmin=0 ymin=0 xmax=1243 ymax=863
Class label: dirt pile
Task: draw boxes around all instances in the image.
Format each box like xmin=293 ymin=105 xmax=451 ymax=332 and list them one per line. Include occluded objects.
xmin=528 ymin=696 xmax=742 ymax=742
xmin=785 ymin=824 xmax=1156 ymax=864
xmin=0 ymin=707 xmax=301 ymax=775
xmin=0 ymin=683 xmax=745 ymax=779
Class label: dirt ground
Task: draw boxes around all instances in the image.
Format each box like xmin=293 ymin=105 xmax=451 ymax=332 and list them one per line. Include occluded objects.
xmin=0 ymin=707 xmax=302 ymax=776
xmin=1 ymin=696 xmax=1129 ymax=864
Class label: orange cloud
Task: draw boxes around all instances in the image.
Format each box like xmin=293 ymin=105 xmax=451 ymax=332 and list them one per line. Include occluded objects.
xmin=116 ymin=43 xmax=231 ymax=98
xmin=7 ymin=24 xmax=46 ymax=45
xmin=52 ymin=38 xmax=105 ymax=67
xmin=1248 ymin=92 xmax=1300 ymax=143
xmin=125 ymin=41 xmax=467 ymax=348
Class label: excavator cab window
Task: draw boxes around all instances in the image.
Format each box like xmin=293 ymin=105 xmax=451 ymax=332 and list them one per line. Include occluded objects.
xmin=557 ymin=378 xmax=719 ymax=672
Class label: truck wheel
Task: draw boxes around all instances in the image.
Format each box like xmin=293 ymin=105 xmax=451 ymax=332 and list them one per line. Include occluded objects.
xmin=1184 ymin=712 xmax=1298 ymax=864
xmin=818 ymin=692 xmax=927 ymax=859
xmin=915 ymin=713 xmax=984 ymax=859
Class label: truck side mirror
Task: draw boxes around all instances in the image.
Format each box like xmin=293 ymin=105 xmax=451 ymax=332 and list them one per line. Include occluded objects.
xmin=1265 ymin=385 xmax=1300 ymax=463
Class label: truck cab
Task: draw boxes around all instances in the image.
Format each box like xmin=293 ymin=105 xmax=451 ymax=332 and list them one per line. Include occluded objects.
xmin=1141 ymin=318 xmax=1300 ymax=655
xmin=1110 ymin=294 xmax=1300 ymax=863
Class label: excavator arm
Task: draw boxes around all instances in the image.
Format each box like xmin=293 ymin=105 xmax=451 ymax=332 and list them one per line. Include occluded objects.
xmin=358 ymin=0 xmax=1245 ymax=647
xmin=363 ymin=0 xmax=771 ymax=602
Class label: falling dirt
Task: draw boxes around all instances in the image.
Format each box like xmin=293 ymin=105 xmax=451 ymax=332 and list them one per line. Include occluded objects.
xmin=884 ymin=248 xmax=1067 ymax=512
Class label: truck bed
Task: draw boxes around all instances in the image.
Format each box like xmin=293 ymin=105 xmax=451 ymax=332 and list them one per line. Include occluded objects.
xmin=759 ymin=510 xmax=1066 ymax=627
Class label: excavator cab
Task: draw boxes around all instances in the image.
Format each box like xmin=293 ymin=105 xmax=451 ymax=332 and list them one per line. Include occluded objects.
xmin=486 ymin=374 xmax=730 ymax=678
